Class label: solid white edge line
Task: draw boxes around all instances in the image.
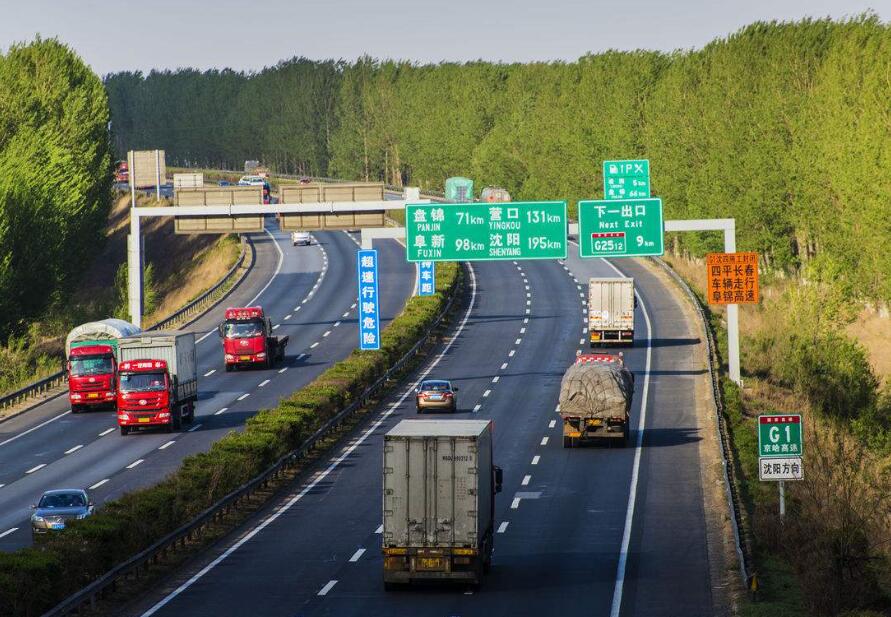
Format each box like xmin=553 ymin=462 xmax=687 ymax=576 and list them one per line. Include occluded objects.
xmin=139 ymin=264 xmax=480 ymax=617
xmin=603 ymin=257 xmax=653 ymax=617
xmin=0 ymin=411 xmax=70 ymax=447
xmin=348 ymin=548 xmax=366 ymax=562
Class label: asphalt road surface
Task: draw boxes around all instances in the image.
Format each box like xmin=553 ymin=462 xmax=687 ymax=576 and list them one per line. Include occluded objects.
xmin=127 ymin=251 xmax=716 ymax=617
xmin=0 ymin=222 xmax=414 ymax=550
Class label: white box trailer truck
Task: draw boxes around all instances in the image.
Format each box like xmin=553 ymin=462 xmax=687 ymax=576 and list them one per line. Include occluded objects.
xmin=382 ymin=419 xmax=503 ymax=589
xmin=588 ymin=277 xmax=636 ymax=346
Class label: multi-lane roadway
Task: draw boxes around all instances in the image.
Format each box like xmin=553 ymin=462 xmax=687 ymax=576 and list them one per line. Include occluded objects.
xmin=0 ymin=222 xmax=414 ymax=551
xmin=126 ymin=248 xmax=717 ymax=617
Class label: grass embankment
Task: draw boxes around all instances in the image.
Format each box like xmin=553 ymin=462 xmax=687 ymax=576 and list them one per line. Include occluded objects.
xmin=0 ymin=262 xmax=460 ymax=617
xmin=0 ymin=193 xmax=240 ymax=401
xmin=664 ymin=254 xmax=891 ymax=617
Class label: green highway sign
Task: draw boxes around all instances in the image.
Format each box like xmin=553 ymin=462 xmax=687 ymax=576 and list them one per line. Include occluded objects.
xmin=603 ymin=159 xmax=650 ymax=200
xmin=758 ymin=414 xmax=803 ymax=457
xmin=404 ymin=201 xmax=567 ymax=262
xmin=577 ymin=198 xmax=664 ymax=258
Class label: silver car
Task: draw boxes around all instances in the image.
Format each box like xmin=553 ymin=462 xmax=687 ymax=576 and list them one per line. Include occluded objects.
xmin=291 ymin=231 xmax=312 ymax=246
xmin=31 ymin=489 xmax=93 ymax=536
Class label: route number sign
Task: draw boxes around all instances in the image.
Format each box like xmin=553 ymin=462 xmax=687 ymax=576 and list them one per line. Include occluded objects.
xmin=603 ymin=159 xmax=650 ymax=200
xmin=577 ymin=198 xmax=664 ymax=258
xmin=758 ymin=415 xmax=802 ymax=457
xmin=706 ymin=252 xmax=759 ymax=305
xmin=404 ymin=201 xmax=567 ymax=262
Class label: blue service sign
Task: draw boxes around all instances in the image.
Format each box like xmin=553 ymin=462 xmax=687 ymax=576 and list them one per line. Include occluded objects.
xmin=418 ymin=261 xmax=435 ymax=296
xmin=357 ymin=249 xmax=380 ymax=350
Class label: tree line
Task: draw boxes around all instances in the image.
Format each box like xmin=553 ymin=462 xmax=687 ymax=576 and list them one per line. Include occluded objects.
xmin=0 ymin=38 xmax=112 ymax=339
xmin=106 ymin=15 xmax=891 ymax=304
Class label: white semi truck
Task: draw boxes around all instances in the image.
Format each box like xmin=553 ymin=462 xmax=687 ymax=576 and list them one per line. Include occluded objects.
xmin=588 ymin=277 xmax=636 ymax=346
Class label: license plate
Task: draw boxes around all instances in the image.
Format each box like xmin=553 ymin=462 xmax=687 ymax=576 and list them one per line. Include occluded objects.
xmin=239 ymin=355 xmax=251 ymax=361
xmin=138 ymin=417 xmax=151 ymax=423
xmin=428 ymin=395 xmax=442 ymax=401
xmin=87 ymin=393 xmax=99 ymax=399
xmin=586 ymin=419 xmax=603 ymax=426
xmin=417 ymin=557 xmax=444 ymax=571
xmin=51 ymin=523 xmax=65 ymax=530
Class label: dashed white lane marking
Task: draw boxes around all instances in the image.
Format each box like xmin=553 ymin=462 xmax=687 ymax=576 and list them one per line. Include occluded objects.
xmin=579 ymin=338 xmax=586 ymax=345
xmin=302 ymin=299 xmax=308 ymax=304
xmin=555 ymin=405 xmax=560 ymax=412
xmin=472 ymin=404 xmax=482 ymax=413
xmin=259 ymin=379 xmax=270 ymax=387
xmin=525 ymin=308 xmax=531 ymax=314
xmin=549 ymin=419 xmax=557 ymax=429
xmin=524 ymin=318 xmax=529 ymax=324
xmin=541 ymin=436 xmax=549 ymax=446
xmin=317 ymin=580 xmax=338 ymax=596
xmin=297 ymin=353 xmax=307 ymax=361
xmin=515 ymin=338 xmax=522 ymax=345
xmin=295 ymin=306 xmax=301 ymax=312
xmin=272 ymin=324 xmax=281 ymax=331
xmin=520 ymin=327 xmax=526 ymax=334
xmin=511 ymin=498 xmax=521 ymax=509
xmin=526 ymin=300 xmax=531 ymax=306
xmin=351 ymin=303 xmax=357 ymax=309
xmin=188 ymin=424 xmax=203 ymax=432
xmin=501 ymin=362 xmax=508 ymax=370
xmin=349 ymin=548 xmax=366 ymax=562
xmin=237 ymin=393 xmax=250 ymax=401
xmin=26 ymin=464 xmax=46 ymax=474
xmin=0 ymin=411 xmax=70 ymax=447
xmin=0 ymin=484 xmax=5 ymax=489
xmin=127 ymin=459 xmax=144 ymax=469
xmin=497 ymin=522 xmax=509 ymax=534
xmin=525 ymin=285 xmax=530 ymax=290
xmin=375 ymin=524 xmax=384 ymax=534
xmin=323 ymin=331 xmax=331 ymax=337
xmin=90 ymin=478 xmax=109 ymax=489
xmin=0 ymin=528 xmax=18 ymax=538
xmin=483 ymin=390 xmax=491 ymax=398
xmin=99 ymin=427 xmax=115 ymax=437
xmin=522 ymin=474 xmax=531 ymax=486
xmin=492 ymin=376 xmax=499 ymax=383
xmin=214 ymin=407 xmax=228 ymax=416
xmin=284 ymin=314 xmax=291 ymax=320
xmin=204 ymin=369 xmax=216 ymax=377
xmin=334 ymin=321 xmax=341 ymax=327
xmin=526 ymin=292 xmax=531 ymax=298
xmin=158 ymin=441 xmax=175 ymax=450
xmin=582 ymin=328 xmax=587 ymax=334
xmin=310 ymin=342 xmax=319 ymax=349
xmin=342 ymin=311 xmax=349 ymax=318
xmin=509 ymin=350 xmax=516 ymax=357
xmin=532 ymin=455 xmax=541 ymax=465
xmin=65 ymin=445 xmax=83 ymax=454
xmin=278 ymin=367 xmax=288 ymax=374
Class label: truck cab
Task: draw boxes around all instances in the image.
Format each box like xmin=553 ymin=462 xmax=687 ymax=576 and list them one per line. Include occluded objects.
xmin=219 ymin=306 xmax=288 ymax=370
xmin=116 ymin=359 xmax=193 ymax=435
xmin=67 ymin=344 xmax=117 ymax=413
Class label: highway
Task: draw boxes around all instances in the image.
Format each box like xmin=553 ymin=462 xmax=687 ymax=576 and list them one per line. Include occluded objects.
xmin=128 ymin=251 xmax=716 ymax=617
xmin=0 ymin=221 xmax=415 ymax=550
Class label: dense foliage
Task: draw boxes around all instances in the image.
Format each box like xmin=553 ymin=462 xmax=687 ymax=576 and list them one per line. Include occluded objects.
xmin=0 ymin=38 xmax=113 ymax=338
xmin=107 ymin=16 xmax=891 ymax=303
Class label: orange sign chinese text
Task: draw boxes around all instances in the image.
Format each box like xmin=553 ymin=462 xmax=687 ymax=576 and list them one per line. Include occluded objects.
xmin=706 ymin=252 xmax=759 ymax=305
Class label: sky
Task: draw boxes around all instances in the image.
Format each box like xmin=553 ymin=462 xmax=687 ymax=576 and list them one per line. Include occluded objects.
xmin=1 ymin=0 xmax=888 ymax=75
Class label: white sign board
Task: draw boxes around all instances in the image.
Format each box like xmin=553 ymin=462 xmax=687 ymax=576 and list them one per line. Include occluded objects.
xmin=758 ymin=456 xmax=803 ymax=481
xmin=173 ymin=173 xmax=204 ymax=189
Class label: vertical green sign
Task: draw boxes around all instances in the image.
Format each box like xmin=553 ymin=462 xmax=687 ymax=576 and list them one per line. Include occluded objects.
xmin=577 ymin=198 xmax=664 ymax=258
xmin=758 ymin=414 xmax=803 ymax=457
xmin=603 ymin=159 xmax=650 ymax=200
xmin=405 ymin=201 xmax=567 ymax=262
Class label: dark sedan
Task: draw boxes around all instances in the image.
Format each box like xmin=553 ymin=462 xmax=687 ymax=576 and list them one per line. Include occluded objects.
xmin=31 ymin=489 xmax=93 ymax=536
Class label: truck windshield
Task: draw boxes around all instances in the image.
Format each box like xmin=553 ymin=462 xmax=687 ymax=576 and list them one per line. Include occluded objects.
xmin=119 ymin=372 xmax=167 ymax=393
xmin=224 ymin=320 xmax=264 ymax=338
xmin=70 ymin=356 xmax=113 ymax=376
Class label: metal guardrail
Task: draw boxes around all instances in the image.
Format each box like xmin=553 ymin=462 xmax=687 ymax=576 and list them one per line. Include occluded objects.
xmin=650 ymin=256 xmax=754 ymax=589
xmin=42 ymin=265 xmax=463 ymax=617
xmin=0 ymin=237 xmax=252 ymax=414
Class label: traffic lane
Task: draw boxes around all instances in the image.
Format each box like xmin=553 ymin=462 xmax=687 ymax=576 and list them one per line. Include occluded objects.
xmin=0 ymin=234 xmax=413 ymax=551
xmin=125 ymin=261 xmax=529 ymax=617
xmin=0 ymin=226 xmax=288 ymax=485
xmin=326 ymin=257 xmax=622 ymax=616
xmin=598 ymin=258 xmax=713 ymax=617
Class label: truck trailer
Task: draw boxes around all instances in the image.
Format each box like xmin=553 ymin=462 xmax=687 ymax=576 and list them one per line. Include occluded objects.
xmin=65 ymin=319 xmax=141 ymax=413
xmin=382 ymin=419 xmax=503 ymax=589
xmin=559 ymin=353 xmax=634 ymax=447
xmin=116 ymin=331 xmax=198 ymax=435
xmin=588 ymin=277 xmax=635 ymax=346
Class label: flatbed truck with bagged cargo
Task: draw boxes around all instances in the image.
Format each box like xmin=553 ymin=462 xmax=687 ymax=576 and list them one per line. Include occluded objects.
xmin=382 ymin=419 xmax=503 ymax=589
xmin=559 ymin=353 xmax=634 ymax=447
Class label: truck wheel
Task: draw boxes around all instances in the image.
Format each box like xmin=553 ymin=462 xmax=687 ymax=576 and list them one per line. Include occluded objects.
xmin=563 ymin=436 xmax=573 ymax=448
xmin=119 ymin=426 xmax=129 ymax=436
xmin=172 ymin=410 xmax=182 ymax=431
xmin=225 ymin=364 xmax=233 ymax=373
xmin=70 ymin=405 xmax=81 ymax=414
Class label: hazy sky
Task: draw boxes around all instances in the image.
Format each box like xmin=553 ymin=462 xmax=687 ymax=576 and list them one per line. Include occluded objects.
xmin=1 ymin=0 xmax=888 ymax=75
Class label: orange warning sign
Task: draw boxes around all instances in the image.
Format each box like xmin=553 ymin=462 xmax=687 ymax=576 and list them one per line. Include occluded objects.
xmin=706 ymin=252 xmax=759 ymax=305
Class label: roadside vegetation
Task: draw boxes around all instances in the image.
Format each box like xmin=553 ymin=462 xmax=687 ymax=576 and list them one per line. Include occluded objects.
xmin=0 ymin=262 xmax=460 ymax=617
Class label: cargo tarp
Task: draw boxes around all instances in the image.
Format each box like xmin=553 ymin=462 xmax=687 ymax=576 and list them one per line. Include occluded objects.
xmin=558 ymin=363 xmax=634 ymax=419
xmin=65 ymin=319 xmax=142 ymax=355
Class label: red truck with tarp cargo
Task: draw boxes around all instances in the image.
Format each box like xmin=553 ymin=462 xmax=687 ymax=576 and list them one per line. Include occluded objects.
xmin=219 ymin=306 xmax=288 ymax=370
xmin=65 ymin=319 xmax=141 ymax=413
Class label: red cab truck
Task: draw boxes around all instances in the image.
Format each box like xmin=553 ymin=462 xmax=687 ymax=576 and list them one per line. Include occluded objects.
xmin=116 ymin=332 xmax=198 ymax=435
xmin=219 ymin=307 xmax=288 ymax=370
xmin=65 ymin=319 xmax=141 ymax=413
